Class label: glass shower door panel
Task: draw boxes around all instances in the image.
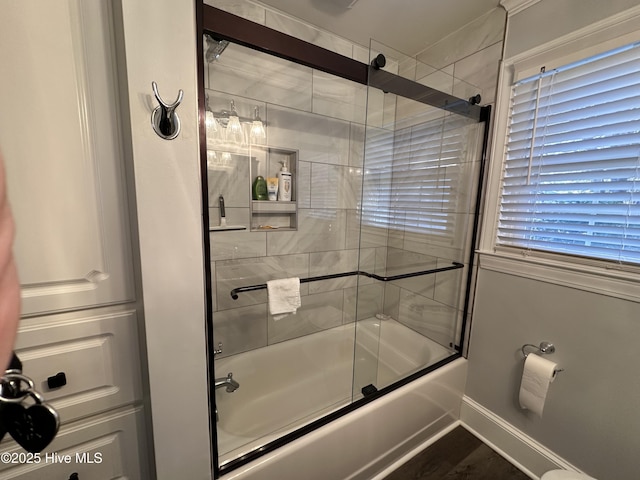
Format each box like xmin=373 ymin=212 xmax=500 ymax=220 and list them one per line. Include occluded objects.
xmin=204 ymin=40 xmax=362 ymax=466
xmin=354 ymin=40 xmax=484 ymax=393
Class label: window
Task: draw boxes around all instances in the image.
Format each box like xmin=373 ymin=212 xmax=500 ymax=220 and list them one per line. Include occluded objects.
xmin=362 ymin=115 xmax=475 ymax=242
xmin=497 ymin=42 xmax=640 ymax=265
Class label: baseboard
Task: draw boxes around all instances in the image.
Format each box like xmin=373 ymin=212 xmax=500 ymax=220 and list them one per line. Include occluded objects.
xmin=368 ymin=420 xmax=462 ymax=480
xmin=460 ymin=396 xmax=582 ymax=479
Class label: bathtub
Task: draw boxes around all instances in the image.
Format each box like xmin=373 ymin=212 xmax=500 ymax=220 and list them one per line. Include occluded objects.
xmin=215 ymin=318 xmax=464 ymax=477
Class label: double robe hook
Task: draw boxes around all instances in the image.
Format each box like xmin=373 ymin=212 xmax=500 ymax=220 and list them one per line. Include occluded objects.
xmin=151 ymin=81 xmax=184 ymax=140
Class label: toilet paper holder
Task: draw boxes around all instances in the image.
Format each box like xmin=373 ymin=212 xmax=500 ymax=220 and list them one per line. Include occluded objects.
xmin=521 ymin=342 xmax=564 ymax=373
xmin=522 ymin=341 xmax=555 ymax=357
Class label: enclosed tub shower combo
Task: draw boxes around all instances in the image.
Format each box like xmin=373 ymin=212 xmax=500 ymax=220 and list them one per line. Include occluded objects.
xmin=198 ymin=5 xmax=490 ymax=478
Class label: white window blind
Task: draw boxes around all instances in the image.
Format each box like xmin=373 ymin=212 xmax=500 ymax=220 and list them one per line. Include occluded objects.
xmin=362 ymin=115 xmax=472 ymax=240
xmin=497 ymin=42 xmax=640 ymax=265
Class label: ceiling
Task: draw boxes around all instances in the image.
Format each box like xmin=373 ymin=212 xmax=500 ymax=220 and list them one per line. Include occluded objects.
xmin=258 ymin=0 xmax=503 ymax=56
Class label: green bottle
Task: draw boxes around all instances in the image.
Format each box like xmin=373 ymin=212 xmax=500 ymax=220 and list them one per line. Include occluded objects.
xmin=252 ymin=176 xmax=268 ymax=200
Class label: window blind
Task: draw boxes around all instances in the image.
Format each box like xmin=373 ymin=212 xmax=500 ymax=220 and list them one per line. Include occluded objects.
xmin=497 ymin=42 xmax=640 ymax=265
xmin=361 ymin=115 xmax=472 ymax=240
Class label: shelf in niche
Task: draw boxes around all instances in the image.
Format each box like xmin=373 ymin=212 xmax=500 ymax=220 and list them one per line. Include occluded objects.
xmin=249 ymin=145 xmax=298 ymax=232
xmin=204 ymin=141 xmax=298 ymax=231
xmin=253 ymin=226 xmax=296 ymax=231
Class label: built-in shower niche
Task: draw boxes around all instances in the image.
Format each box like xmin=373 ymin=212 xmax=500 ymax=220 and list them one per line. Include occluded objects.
xmin=206 ymin=145 xmax=298 ymax=231
xmin=248 ymin=145 xmax=298 ymax=231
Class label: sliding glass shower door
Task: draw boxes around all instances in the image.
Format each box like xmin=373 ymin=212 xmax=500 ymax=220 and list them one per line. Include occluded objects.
xmin=351 ymin=41 xmax=485 ymax=394
xmin=201 ymin=18 xmax=487 ymax=474
xmin=205 ymin=38 xmax=364 ymax=469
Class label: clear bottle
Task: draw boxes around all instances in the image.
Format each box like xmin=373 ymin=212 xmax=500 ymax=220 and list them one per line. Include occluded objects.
xmin=277 ymin=161 xmax=292 ymax=201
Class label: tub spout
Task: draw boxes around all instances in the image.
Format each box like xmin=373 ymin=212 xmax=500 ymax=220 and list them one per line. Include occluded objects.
xmin=215 ymin=372 xmax=239 ymax=393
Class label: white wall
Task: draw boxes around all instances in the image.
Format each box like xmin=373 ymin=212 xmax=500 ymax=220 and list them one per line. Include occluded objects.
xmin=115 ymin=1 xmax=212 ymax=478
xmin=466 ymin=1 xmax=640 ymax=479
xmin=504 ymin=0 xmax=640 ymax=59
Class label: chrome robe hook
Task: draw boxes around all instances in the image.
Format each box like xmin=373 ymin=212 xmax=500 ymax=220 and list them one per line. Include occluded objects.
xmin=151 ymin=81 xmax=184 ymax=140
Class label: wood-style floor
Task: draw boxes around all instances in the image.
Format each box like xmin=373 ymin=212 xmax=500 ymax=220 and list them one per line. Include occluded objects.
xmin=383 ymin=426 xmax=531 ymax=480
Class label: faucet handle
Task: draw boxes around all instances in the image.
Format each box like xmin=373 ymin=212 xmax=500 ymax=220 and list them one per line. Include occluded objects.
xmin=213 ymin=342 xmax=223 ymax=356
xmin=224 ymin=372 xmax=240 ymax=392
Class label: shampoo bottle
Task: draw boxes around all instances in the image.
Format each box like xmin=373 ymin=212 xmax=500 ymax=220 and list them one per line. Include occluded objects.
xmin=277 ymin=161 xmax=293 ymax=201
xmin=252 ymin=175 xmax=268 ymax=200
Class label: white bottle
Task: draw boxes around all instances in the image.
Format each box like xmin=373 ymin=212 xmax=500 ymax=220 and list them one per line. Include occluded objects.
xmin=277 ymin=161 xmax=293 ymax=201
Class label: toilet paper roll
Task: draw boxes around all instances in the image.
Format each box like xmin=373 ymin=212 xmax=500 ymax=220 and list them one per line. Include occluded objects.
xmin=519 ymin=354 xmax=558 ymax=418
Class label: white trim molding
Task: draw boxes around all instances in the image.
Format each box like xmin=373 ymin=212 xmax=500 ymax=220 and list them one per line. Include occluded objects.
xmin=506 ymin=3 xmax=640 ymax=67
xmin=460 ymin=396 xmax=582 ymax=479
xmin=499 ymin=0 xmax=541 ymax=15
xmin=479 ymin=1 xmax=640 ymax=293
xmin=477 ymin=251 xmax=640 ymax=303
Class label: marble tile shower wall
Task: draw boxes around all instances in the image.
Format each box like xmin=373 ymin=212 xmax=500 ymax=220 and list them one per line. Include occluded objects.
xmin=205 ymin=0 xmax=503 ymax=356
xmin=204 ymin=1 xmax=409 ymax=358
xmin=401 ymin=7 xmax=505 ymax=347
xmin=205 ymin=10 xmax=379 ymax=357
xmin=415 ymin=7 xmax=506 ymax=106
xmin=378 ymin=121 xmax=483 ymax=349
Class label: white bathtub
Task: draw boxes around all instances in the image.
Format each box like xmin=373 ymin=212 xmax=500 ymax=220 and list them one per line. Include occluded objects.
xmin=215 ymin=318 xmax=457 ymax=472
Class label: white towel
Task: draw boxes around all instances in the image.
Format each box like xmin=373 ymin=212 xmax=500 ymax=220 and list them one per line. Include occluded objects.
xmin=267 ymin=277 xmax=301 ymax=321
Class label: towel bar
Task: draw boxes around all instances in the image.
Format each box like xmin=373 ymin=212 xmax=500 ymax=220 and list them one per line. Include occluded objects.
xmin=230 ymin=262 xmax=464 ymax=299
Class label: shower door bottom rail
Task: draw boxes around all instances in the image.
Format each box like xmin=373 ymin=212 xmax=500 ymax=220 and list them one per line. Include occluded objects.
xmin=229 ymin=262 xmax=464 ymax=299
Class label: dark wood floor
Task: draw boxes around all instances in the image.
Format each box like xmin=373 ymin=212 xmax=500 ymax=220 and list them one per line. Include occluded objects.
xmin=383 ymin=426 xmax=531 ymax=480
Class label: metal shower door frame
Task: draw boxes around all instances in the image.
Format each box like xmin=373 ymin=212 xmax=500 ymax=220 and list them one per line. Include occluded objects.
xmin=196 ymin=4 xmax=491 ymax=477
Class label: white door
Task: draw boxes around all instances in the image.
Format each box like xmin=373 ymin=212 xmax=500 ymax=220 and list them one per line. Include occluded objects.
xmin=0 ymin=1 xmax=134 ymax=316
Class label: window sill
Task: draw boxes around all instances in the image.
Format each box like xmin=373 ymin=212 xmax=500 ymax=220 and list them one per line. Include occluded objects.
xmin=477 ymin=250 xmax=640 ymax=303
